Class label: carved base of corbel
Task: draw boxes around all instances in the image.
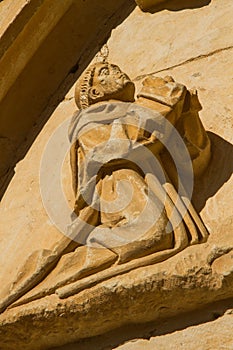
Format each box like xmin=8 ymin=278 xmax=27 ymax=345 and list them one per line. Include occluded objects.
xmin=135 ymin=0 xmax=167 ymax=12
xmin=0 ymin=233 xmax=233 ymax=350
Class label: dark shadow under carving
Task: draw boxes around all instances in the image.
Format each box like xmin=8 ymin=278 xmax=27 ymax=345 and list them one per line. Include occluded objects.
xmin=142 ymin=0 xmax=211 ymax=13
xmin=192 ymin=132 xmax=233 ymax=212
xmin=50 ymin=297 xmax=233 ymax=350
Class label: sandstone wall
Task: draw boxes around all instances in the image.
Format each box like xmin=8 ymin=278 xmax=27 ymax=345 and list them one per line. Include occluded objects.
xmin=0 ymin=0 xmax=232 ymax=349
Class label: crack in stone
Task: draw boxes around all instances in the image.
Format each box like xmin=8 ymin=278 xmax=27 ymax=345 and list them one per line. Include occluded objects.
xmin=134 ymin=45 xmax=233 ymax=81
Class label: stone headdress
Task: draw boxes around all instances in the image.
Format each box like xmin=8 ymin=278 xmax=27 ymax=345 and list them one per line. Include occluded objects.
xmin=75 ymin=65 xmax=96 ymax=109
xmin=75 ymin=44 xmax=109 ymax=109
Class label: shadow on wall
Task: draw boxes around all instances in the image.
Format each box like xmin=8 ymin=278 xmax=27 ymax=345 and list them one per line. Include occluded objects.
xmin=0 ymin=0 xmax=136 ymax=200
xmin=192 ymin=132 xmax=233 ymax=212
xmin=141 ymin=0 xmax=212 ymax=13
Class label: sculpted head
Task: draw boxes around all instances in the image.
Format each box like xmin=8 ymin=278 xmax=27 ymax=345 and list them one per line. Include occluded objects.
xmin=75 ymin=62 xmax=135 ymax=109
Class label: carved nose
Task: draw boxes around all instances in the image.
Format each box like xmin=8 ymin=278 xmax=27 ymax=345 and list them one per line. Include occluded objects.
xmin=116 ymin=77 xmax=124 ymax=84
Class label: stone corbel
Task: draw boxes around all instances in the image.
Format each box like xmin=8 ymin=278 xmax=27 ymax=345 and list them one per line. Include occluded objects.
xmin=135 ymin=0 xmax=167 ymax=12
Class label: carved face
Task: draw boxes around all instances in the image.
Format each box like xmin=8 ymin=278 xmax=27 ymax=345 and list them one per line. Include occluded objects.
xmin=89 ymin=63 xmax=135 ymax=104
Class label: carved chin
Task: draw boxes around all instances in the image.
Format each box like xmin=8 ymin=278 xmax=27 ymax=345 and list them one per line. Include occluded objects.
xmin=123 ymin=80 xmax=135 ymax=94
xmin=124 ymin=79 xmax=133 ymax=87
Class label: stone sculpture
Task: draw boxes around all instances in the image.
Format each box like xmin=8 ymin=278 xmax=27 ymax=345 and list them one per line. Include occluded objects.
xmin=0 ymin=61 xmax=211 ymax=313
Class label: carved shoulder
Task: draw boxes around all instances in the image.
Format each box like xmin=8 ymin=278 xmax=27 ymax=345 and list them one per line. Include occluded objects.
xmin=137 ymin=75 xmax=187 ymax=108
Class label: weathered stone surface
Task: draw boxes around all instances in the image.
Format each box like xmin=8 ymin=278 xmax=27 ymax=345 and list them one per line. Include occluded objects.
xmin=108 ymin=0 xmax=233 ymax=80
xmin=0 ymin=0 xmax=232 ymax=349
xmin=1 ymin=240 xmax=233 ymax=349
xmin=11 ymin=246 xmax=117 ymax=308
xmin=116 ymin=312 xmax=233 ymax=350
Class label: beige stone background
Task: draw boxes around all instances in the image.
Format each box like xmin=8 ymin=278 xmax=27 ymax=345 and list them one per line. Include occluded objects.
xmin=0 ymin=0 xmax=233 ymax=349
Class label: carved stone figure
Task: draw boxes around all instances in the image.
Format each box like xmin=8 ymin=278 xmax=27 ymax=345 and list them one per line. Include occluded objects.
xmin=0 ymin=61 xmax=211 ymax=312
xmin=54 ymin=62 xmax=210 ymax=298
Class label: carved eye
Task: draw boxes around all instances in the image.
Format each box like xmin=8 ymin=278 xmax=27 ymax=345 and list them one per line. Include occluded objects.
xmin=92 ymin=88 xmax=99 ymax=96
xmin=112 ymin=66 xmax=120 ymax=74
xmin=100 ymin=68 xmax=109 ymax=76
xmin=112 ymin=66 xmax=121 ymax=75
